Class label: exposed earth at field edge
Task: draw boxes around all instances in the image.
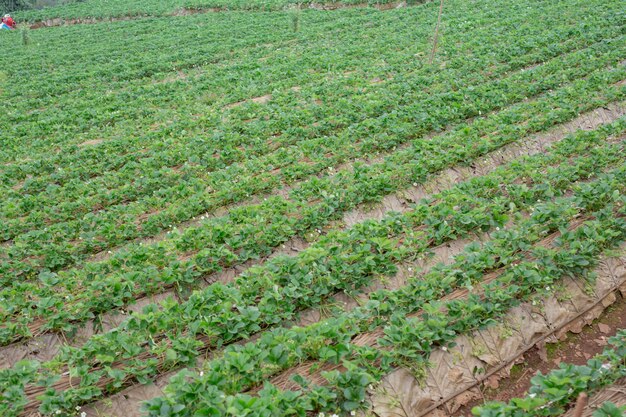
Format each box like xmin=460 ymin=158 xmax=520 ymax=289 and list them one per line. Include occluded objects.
xmin=453 ymin=291 xmax=626 ymax=416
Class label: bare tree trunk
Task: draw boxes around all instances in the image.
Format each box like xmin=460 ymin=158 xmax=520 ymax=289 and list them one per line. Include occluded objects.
xmin=429 ymin=0 xmax=445 ymax=65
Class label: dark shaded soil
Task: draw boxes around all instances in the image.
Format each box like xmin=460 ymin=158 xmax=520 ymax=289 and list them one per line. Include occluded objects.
xmin=453 ymin=292 xmax=626 ymax=416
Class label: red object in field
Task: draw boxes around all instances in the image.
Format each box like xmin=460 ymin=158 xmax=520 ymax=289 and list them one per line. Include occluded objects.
xmin=2 ymin=15 xmax=15 ymax=28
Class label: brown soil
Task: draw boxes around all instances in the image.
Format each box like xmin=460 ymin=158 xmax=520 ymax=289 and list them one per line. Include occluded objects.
xmin=452 ymin=292 xmax=626 ymax=416
xmin=29 ymin=15 xmax=136 ymax=29
xmin=152 ymin=70 xmax=189 ymax=85
xmin=307 ymin=1 xmax=407 ymax=11
xmin=77 ymin=138 xmax=104 ymax=147
xmin=224 ymin=94 xmax=271 ymax=109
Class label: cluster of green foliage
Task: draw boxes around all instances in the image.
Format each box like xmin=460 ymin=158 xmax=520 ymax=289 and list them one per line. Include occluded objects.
xmin=2 ymin=117 xmax=626 ymax=416
xmin=1 ymin=0 xmax=624 ymax=345
xmin=0 ymin=0 xmax=625 ymax=416
xmin=142 ymin=135 xmax=626 ymax=416
xmin=1 ymin=0 xmax=27 ymax=13
xmin=0 ymin=0 xmax=81 ymax=14
xmin=2 ymin=51 xmax=625 ymax=346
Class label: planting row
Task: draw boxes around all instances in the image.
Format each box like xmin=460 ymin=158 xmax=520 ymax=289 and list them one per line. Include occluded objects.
xmin=1 ymin=60 xmax=624 ymax=346
xmin=16 ymin=0 xmax=425 ymax=21
xmin=2 ymin=64 xmax=620 ymax=348
xmin=5 ymin=13 xmax=610 ymax=231
xmin=6 ymin=1 xmax=618 ymax=183
xmin=2 ymin=0 xmax=621 ymax=240
xmin=3 ymin=17 xmax=621 ymax=263
xmin=0 ymin=118 xmax=623 ymax=415
xmin=4 ymin=0 xmax=570 ymax=161
xmin=1 ymin=25 xmax=598 ymax=217
xmin=145 ymin=171 xmax=626 ymax=417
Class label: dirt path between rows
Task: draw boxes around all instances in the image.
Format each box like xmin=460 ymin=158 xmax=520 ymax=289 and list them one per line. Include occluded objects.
xmin=452 ymin=291 xmax=626 ymax=416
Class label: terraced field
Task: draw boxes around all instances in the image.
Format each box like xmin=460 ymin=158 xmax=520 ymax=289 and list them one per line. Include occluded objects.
xmin=1 ymin=0 xmax=626 ymax=416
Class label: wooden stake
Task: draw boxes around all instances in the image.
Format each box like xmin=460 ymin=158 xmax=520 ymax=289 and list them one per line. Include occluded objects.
xmin=572 ymin=392 xmax=588 ymax=417
xmin=429 ymin=0 xmax=445 ymax=65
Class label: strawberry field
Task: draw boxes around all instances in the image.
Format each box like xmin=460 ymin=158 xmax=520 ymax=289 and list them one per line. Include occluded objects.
xmin=16 ymin=0 xmax=418 ymax=21
xmin=1 ymin=0 xmax=626 ymax=416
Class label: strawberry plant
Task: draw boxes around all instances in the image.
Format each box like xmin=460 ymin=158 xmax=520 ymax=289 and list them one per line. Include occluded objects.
xmin=1 ymin=0 xmax=625 ymax=415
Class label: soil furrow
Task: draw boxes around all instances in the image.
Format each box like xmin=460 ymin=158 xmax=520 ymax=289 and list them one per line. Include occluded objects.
xmin=259 ymin=215 xmax=607 ymax=393
xmin=2 ymin=102 xmax=623 ymax=371
xmin=403 ymin=247 xmax=626 ymax=417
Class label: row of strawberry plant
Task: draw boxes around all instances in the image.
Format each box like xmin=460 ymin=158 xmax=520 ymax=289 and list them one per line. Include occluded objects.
xmin=3 ymin=8 xmax=426 ymax=167
xmin=5 ymin=49 xmax=618 ymax=286
xmin=144 ymin=175 xmax=626 ymax=417
xmin=2 ymin=0 xmax=616 ymax=218
xmin=5 ymin=0 xmax=620 ymax=191
xmin=4 ymin=7 xmax=408 ymax=173
xmin=2 ymin=66 xmax=620 ymax=344
xmin=2 ymin=33 xmax=624 ymax=285
xmin=2 ymin=0 xmax=548 ymax=164
xmin=1 ymin=12 xmax=403 ymax=185
xmin=2 ymin=64 xmax=624 ymax=349
xmin=1 ymin=61 xmax=624 ymax=347
xmin=3 ymin=3 xmax=620 ymax=276
xmin=1 ymin=122 xmax=623 ymax=415
xmin=6 ymin=3 xmax=615 ymax=201
xmin=4 ymin=13 xmax=618 ymax=243
xmin=14 ymin=141 xmax=626 ymax=414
